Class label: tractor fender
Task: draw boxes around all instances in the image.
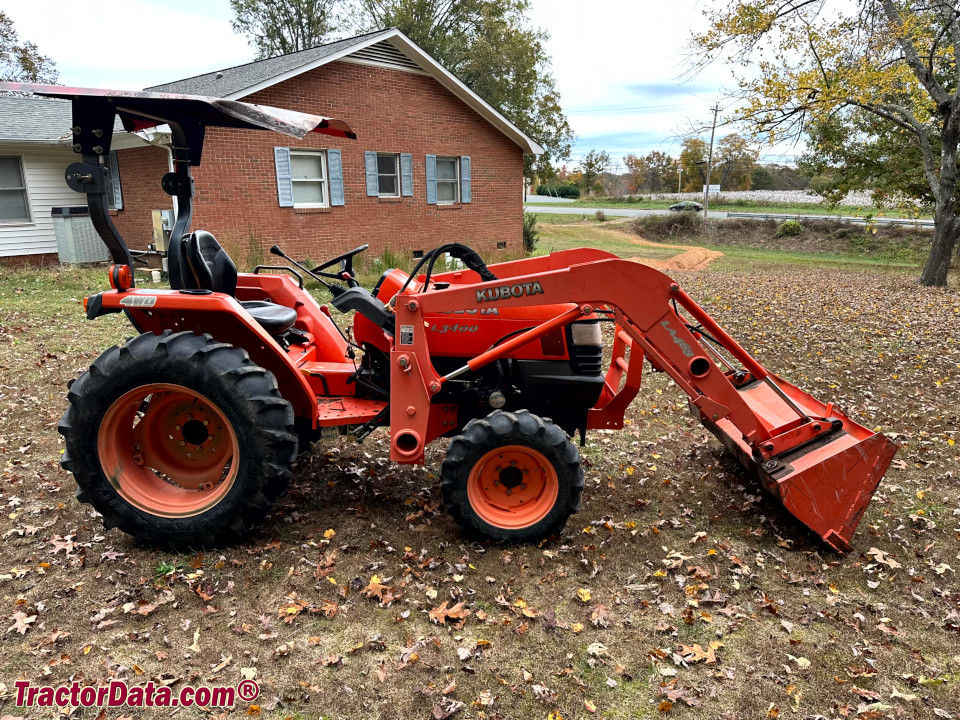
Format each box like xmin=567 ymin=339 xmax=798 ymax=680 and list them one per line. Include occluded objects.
xmin=94 ymin=288 xmax=317 ymax=424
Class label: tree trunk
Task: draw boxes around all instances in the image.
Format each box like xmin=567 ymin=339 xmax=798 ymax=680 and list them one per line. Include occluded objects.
xmin=921 ymin=110 xmax=960 ymax=287
xmin=920 ymin=209 xmax=959 ymax=286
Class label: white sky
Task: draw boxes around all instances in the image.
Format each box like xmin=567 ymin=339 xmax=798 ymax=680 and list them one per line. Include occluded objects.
xmin=5 ymin=0 xmax=786 ymax=166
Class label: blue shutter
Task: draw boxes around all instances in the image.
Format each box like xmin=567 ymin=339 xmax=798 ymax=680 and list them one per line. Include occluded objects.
xmin=425 ymin=154 xmax=437 ymax=205
xmin=108 ymin=151 xmax=123 ymax=210
xmin=274 ymin=147 xmax=294 ymax=207
xmin=327 ymin=149 xmax=344 ymax=206
xmin=460 ymin=156 xmax=471 ymax=203
xmin=400 ymin=153 xmax=413 ymax=196
xmin=364 ymin=151 xmax=379 ymax=196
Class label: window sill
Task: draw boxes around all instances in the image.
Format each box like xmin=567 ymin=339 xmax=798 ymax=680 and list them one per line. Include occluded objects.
xmin=435 ymin=203 xmax=462 ymax=210
xmin=294 ymin=206 xmax=332 ymax=214
xmin=378 ymin=196 xmax=403 ymax=203
xmin=109 ymin=209 xmax=119 ymax=216
xmin=0 ymin=220 xmax=34 ymax=226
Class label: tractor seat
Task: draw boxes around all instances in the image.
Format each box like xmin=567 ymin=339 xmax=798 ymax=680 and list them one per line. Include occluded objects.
xmin=181 ymin=230 xmax=297 ymax=335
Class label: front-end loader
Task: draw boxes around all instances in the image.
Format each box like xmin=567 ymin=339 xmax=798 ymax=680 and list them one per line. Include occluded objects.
xmin=5 ymin=83 xmax=897 ymax=552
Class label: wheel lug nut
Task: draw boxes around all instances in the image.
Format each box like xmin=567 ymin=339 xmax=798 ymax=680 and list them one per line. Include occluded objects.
xmin=174 ymin=425 xmax=181 ymax=430
xmin=180 ymin=441 xmax=185 ymax=446
xmin=203 ymin=420 xmax=208 ymax=426
xmin=505 ymin=488 xmax=512 ymax=496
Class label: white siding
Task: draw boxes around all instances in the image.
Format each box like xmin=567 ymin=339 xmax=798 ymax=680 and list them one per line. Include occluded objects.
xmin=0 ymin=144 xmax=83 ymax=257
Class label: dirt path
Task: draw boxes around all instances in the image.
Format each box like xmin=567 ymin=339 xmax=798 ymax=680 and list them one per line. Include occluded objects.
xmin=620 ymin=226 xmax=724 ymax=271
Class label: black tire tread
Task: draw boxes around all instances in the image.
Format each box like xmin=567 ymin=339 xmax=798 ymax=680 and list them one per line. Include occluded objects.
xmin=440 ymin=409 xmax=584 ymax=542
xmin=58 ymin=330 xmax=297 ymax=549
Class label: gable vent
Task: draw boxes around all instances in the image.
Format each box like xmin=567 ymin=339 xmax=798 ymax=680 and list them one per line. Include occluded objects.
xmin=344 ymin=40 xmax=424 ymax=73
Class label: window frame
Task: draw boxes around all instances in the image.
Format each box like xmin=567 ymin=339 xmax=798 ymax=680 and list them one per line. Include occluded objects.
xmin=377 ymin=152 xmax=400 ymax=198
xmin=0 ymin=155 xmax=31 ymax=224
xmin=289 ymin=149 xmax=329 ymax=209
xmin=435 ymin=156 xmax=460 ymax=205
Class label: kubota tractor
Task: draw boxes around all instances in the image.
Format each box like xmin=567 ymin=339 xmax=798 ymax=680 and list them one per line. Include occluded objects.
xmin=7 ymin=84 xmax=897 ymax=552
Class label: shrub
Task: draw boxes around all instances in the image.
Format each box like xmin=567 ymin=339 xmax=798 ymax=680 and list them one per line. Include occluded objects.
xmin=774 ymin=219 xmax=804 ymax=238
xmin=522 ymin=212 xmax=539 ymax=253
xmin=536 ymin=184 xmax=581 ymax=199
xmin=594 ymin=210 xmax=607 ymax=222
xmin=632 ymin=212 xmax=704 ymax=240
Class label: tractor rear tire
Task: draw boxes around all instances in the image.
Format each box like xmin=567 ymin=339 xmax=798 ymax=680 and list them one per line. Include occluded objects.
xmin=58 ymin=330 xmax=298 ymax=548
xmin=441 ymin=410 xmax=583 ymax=542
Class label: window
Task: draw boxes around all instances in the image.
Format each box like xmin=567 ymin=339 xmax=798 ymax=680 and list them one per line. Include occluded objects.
xmin=290 ymin=150 xmax=328 ymax=207
xmin=0 ymin=156 xmax=29 ymax=222
xmin=436 ymin=157 xmax=459 ymax=204
xmin=377 ymin=153 xmax=399 ymax=197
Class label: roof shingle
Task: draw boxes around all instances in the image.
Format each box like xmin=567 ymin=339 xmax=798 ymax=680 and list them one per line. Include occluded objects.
xmin=0 ymin=96 xmax=73 ymax=142
xmin=146 ymin=29 xmax=392 ymax=97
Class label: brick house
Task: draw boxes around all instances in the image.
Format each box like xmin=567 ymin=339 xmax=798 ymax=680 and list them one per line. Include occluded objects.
xmin=113 ymin=28 xmax=542 ymax=262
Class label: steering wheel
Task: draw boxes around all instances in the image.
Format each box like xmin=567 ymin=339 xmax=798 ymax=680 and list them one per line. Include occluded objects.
xmin=310 ymin=244 xmax=368 ymax=288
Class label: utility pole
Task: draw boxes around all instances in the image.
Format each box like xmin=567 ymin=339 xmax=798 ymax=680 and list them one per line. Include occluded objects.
xmin=703 ymin=103 xmax=720 ymax=220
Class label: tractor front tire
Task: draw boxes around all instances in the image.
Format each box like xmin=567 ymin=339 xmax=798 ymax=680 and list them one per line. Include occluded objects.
xmin=59 ymin=330 xmax=298 ymax=548
xmin=441 ymin=410 xmax=584 ymax=542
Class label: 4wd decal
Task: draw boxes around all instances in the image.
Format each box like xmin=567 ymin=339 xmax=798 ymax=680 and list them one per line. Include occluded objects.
xmin=476 ymin=281 xmax=544 ymax=304
xmin=119 ymin=295 xmax=157 ymax=308
xmin=660 ymin=319 xmax=694 ymax=357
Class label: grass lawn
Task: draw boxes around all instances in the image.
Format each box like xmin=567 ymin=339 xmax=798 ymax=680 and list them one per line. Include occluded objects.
xmin=0 ymin=231 xmax=957 ymax=719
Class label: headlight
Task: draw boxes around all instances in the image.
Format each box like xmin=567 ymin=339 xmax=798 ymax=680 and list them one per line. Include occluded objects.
xmin=570 ymin=321 xmax=601 ymax=346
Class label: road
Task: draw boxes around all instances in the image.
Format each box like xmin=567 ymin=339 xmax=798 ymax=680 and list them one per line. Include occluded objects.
xmin=523 ymin=203 xmax=727 ymax=219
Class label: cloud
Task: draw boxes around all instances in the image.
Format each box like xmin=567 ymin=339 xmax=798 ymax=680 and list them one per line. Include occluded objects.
xmin=621 ymin=82 xmax=714 ymax=100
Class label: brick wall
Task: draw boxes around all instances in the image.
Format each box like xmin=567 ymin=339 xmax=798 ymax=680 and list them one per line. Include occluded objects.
xmin=114 ymin=60 xmax=524 ymax=262
xmin=112 ymin=145 xmax=170 ymax=250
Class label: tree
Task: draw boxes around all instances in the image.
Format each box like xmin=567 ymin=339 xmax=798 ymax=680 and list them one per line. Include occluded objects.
xmin=0 ymin=11 xmax=58 ymax=84
xmin=623 ymin=154 xmax=651 ymax=193
xmin=750 ymin=166 xmax=774 ymax=190
xmin=577 ymin=150 xmax=610 ymax=196
xmin=799 ymin=114 xmax=931 ymax=209
xmin=679 ymin=138 xmax=707 ymax=192
xmin=355 ymin=0 xmax=573 ymax=180
xmin=714 ymin=133 xmax=758 ymax=190
xmin=230 ymin=0 xmax=340 ymax=58
xmin=692 ymin=0 xmax=960 ymax=286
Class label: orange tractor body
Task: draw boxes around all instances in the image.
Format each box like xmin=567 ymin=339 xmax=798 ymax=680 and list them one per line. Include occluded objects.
xmin=5 ymin=82 xmax=895 ymax=551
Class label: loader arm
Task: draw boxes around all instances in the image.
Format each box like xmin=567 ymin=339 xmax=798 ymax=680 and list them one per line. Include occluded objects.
xmin=388 ymin=257 xmax=897 ymax=552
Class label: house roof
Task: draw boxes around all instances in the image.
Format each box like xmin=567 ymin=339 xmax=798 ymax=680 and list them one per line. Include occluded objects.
xmin=0 ymin=95 xmax=124 ymax=144
xmin=0 ymin=96 xmax=72 ymax=143
xmin=147 ymin=28 xmax=543 ymax=155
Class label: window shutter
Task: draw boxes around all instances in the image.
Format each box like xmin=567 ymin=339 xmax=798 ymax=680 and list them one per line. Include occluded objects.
xmin=327 ymin=149 xmax=345 ymax=206
xmin=460 ymin=156 xmax=471 ymax=203
xmin=425 ymin=154 xmax=437 ymax=205
xmin=274 ymin=147 xmax=294 ymax=207
xmin=364 ymin=151 xmax=379 ymax=196
xmin=400 ymin=153 xmax=413 ymax=196
xmin=108 ymin=151 xmax=123 ymax=210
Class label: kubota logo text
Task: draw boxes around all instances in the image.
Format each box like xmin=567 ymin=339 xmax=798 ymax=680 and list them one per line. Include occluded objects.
xmin=476 ymin=281 xmax=544 ymax=303
xmin=660 ymin=319 xmax=694 ymax=357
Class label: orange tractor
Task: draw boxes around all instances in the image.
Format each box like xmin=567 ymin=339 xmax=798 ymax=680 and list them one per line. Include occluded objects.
xmin=10 ymin=84 xmax=896 ymax=551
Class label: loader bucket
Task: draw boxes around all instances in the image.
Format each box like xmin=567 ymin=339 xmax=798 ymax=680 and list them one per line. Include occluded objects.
xmin=697 ymin=374 xmax=898 ymax=552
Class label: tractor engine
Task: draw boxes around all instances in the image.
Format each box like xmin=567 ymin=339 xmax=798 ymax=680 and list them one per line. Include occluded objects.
xmin=352 ymin=268 xmax=605 ymax=439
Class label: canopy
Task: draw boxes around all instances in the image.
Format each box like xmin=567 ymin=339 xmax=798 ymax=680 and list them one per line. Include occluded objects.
xmin=0 ymin=83 xmax=356 ymax=140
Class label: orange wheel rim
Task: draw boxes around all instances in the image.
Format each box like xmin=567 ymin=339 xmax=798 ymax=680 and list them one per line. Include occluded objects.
xmin=467 ymin=445 xmax=559 ymax=529
xmin=97 ymin=383 xmax=239 ymax=518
